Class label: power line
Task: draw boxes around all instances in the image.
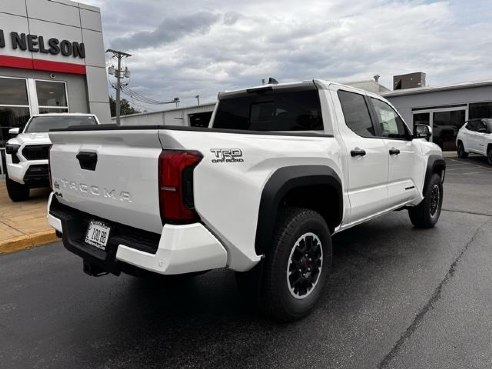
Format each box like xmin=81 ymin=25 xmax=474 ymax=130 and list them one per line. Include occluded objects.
xmin=121 ymin=85 xmax=180 ymax=106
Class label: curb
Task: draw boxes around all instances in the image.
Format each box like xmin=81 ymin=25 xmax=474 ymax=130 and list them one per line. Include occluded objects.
xmin=0 ymin=230 xmax=59 ymax=254
xmin=442 ymin=151 xmax=457 ymax=158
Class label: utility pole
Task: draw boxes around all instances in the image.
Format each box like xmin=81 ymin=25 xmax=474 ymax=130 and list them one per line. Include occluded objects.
xmin=106 ymin=49 xmax=131 ymax=125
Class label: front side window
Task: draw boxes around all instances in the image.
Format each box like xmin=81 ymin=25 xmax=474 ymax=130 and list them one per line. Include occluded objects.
xmin=371 ymin=98 xmax=409 ymax=139
xmin=338 ymin=90 xmax=375 ymax=137
xmin=25 ymin=115 xmax=97 ymax=133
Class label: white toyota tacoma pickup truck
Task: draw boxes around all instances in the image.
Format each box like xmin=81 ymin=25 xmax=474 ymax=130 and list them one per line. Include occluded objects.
xmin=5 ymin=113 xmax=99 ymax=201
xmin=47 ymin=80 xmax=445 ymax=321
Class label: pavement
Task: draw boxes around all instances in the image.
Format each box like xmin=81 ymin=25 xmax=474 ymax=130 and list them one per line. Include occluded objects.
xmin=0 ymin=153 xmax=491 ymax=369
xmin=0 ymin=181 xmax=58 ymax=253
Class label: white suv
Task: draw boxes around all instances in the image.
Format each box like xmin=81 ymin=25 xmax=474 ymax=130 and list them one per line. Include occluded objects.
xmin=5 ymin=113 xmax=99 ymax=201
xmin=456 ymin=118 xmax=492 ymax=165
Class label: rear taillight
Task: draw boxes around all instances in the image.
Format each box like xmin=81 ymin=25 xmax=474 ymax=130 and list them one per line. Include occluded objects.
xmin=48 ymin=144 xmax=53 ymax=190
xmin=158 ymin=150 xmax=202 ymax=224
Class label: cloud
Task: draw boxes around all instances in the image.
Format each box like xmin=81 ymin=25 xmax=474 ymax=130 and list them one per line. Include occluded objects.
xmin=81 ymin=0 xmax=492 ymax=111
xmin=111 ymin=12 xmax=221 ymax=50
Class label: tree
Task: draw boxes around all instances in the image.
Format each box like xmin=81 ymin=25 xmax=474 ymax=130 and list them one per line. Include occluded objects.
xmin=109 ymin=96 xmax=140 ymax=117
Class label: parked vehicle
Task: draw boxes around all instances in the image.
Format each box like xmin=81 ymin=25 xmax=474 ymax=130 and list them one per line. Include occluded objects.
xmin=456 ymin=118 xmax=492 ymax=164
xmin=47 ymin=80 xmax=445 ymax=321
xmin=5 ymin=113 xmax=100 ymax=201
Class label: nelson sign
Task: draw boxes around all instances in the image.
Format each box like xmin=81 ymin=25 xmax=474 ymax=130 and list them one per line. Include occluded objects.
xmin=0 ymin=29 xmax=85 ymax=59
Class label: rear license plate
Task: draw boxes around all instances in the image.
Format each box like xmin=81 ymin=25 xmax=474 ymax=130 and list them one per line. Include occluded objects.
xmin=85 ymin=221 xmax=110 ymax=250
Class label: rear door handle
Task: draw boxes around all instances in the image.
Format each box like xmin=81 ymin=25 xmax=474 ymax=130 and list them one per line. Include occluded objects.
xmin=389 ymin=148 xmax=401 ymax=155
xmin=350 ymin=148 xmax=366 ymax=157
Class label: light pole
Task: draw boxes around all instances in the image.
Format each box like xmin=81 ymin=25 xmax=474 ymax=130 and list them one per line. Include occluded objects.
xmin=106 ymin=49 xmax=131 ymax=125
xmin=195 ymin=95 xmax=200 ymax=106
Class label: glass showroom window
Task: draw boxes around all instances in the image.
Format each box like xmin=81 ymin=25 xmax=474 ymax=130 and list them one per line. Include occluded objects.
xmin=0 ymin=77 xmax=31 ymax=147
xmin=469 ymin=102 xmax=492 ymax=120
xmin=35 ymin=80 xmax=69 ymax=114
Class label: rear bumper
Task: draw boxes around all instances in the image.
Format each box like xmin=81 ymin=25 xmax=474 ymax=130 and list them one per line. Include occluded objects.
xmin=47 ymin=193 xmax=228 ymax=275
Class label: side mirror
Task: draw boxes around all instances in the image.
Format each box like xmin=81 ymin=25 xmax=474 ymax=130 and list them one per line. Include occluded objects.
xmin=8 ymin=127 xmax=20 ymax=136
xmin=414 ymin=124 xmax=432 ymax=141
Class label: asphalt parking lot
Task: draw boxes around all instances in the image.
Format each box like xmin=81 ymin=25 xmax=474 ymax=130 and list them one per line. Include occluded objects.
xmin=1 ymin=155 xmax=491 ymax=369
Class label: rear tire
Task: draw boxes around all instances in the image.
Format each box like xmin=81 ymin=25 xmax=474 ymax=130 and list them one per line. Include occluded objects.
xmin=457 ymin=141 xmax=468 ymax=159
xmin=487 ymin=147 xmax=492 ymax=165
xmin=6 ymin=175 xmax=29 ymax=202
xmin=256 ymin=207 xmax=332 ymax=322
xmin=408 ymin=173 xmax=443 ymax=228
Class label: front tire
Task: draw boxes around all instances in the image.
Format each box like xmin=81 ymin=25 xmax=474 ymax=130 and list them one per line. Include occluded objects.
xmin=408 ymin=173 xmax=443 ymax=228
xmin=259 ymin=207 xmax=332 ymax=321
xmin=457 ymin=141 xmax=468 ymax=159
xmin=487 ymin=147 xmax=492 ymax=165
xmin=6 ymin=175 xmax=30 ymax=202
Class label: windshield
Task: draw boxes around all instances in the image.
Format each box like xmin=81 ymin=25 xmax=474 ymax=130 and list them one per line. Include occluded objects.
xmin=24 ymin=115 xmax=97 ymax=133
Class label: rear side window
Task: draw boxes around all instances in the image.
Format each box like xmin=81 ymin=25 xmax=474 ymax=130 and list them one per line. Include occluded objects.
xmin=213 ymin=89 xmax=323 ymax=131
xmin=337 ymin=90 xmax=375 ymax=137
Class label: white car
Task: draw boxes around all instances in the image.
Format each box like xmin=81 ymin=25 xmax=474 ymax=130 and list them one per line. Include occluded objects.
xmin=47 ymin=80 xmax=445 ymax=321
xmin=456 ymin=118 xmax=492 ymax=165
xmin=5 ymin=113 xmax=100 ymax=201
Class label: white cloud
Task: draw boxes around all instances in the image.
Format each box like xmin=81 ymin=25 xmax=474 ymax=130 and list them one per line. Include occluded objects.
xmin=82 ymin=0 xmax=492 ymax=110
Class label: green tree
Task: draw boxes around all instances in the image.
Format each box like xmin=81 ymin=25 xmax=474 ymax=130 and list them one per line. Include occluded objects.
xmin=109 ymin=96 xmax=140 ymax=117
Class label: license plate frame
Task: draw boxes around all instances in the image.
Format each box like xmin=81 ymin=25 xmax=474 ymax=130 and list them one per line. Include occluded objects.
xmin=85 ymin=220 xmax=110 ymax=251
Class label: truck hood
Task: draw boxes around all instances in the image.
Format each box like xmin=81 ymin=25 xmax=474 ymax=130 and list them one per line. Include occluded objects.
xmin=7 ymin=132 xmax=51 ymax=146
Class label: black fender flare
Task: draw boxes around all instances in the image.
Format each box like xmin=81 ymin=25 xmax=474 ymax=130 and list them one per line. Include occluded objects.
xmin=423 ymin=155 xmax=446 ymax=194
xmin=255 ymin=165 xmax=343 ymax=255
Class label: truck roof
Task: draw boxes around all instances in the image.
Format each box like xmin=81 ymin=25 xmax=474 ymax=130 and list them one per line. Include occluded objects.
xmin=218 ymin=79 xmax=381 ymax=99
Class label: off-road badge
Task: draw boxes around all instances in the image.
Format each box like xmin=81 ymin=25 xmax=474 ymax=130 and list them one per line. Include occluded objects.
xmin=210 ymin=148 xmax=244 ymax=163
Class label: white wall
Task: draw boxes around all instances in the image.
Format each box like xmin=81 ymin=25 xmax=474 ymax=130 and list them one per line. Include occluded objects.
xmin=116 ymin=103 xmax=216 ymax=126
xmin=384 ymin=85 xmax=492 ymax=127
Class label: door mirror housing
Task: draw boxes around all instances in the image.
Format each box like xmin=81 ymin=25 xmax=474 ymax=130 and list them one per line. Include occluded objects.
xmin=8 ymin=127 xmax=20 ymax=136
xmin=413 ymin=124 xmax=432 ymax=141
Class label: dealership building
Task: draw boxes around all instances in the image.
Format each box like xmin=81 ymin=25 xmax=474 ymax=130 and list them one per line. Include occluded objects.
xmin=0 ymin=0 xmax=110 ymax=157
xmin=382 ymin=77 xmax=492 ymax=151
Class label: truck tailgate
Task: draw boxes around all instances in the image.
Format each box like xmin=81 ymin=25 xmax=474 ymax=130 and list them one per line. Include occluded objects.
xmin=49 ymin=129 xmax=163 ymax=234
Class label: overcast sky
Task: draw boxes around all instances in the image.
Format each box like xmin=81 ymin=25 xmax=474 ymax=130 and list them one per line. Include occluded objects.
xmin=83 ymin=0 xmax=492 ymax=111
